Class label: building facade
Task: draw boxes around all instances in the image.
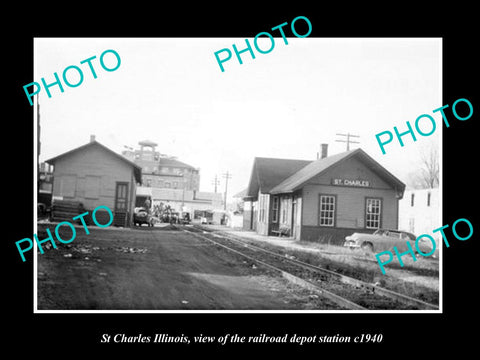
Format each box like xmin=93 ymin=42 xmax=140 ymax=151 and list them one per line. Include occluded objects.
xmin=46 ymin=136 xmax=142 ymax=227
xmin=122 ymin=140 xmax=200 ymax=191
xmin=243 ymin=148 xmax=405 ymax=245
xmin=398 ymin=187 xmax=440 ymax=240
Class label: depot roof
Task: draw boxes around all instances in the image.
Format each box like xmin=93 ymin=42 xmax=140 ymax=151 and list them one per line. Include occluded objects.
xmin=245 ymin=157 xmax=312 ymax=198
xmin=270 ymin=148 xmax=405 ymax=194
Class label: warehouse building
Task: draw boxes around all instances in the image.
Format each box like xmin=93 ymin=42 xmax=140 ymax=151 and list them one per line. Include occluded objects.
xmin=243 ymin=146 xmax=405 ymax=245
xmin=46 ymin=136 xmax=142 ymax=227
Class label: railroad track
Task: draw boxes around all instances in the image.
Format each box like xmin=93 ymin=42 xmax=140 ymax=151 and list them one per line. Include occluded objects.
xmin=179 ymin=225 xmax=439 ymax=311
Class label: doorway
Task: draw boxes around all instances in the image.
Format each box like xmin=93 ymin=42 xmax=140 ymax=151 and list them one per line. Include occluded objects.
xmin=114 ymin=182 xmax=129 ymax=226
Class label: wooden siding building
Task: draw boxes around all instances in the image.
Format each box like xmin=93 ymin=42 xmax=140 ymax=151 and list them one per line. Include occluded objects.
xmin=46 ymin=136 xmax=142 ymax=227
xmin=243 ymin=148 xmax=405 ymax=245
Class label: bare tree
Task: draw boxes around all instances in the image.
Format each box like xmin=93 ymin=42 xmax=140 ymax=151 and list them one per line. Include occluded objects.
xmin=419 ymin=147 xmax=439 ymax=188
xmin=407 ymin=146 xmax=439 ymax=189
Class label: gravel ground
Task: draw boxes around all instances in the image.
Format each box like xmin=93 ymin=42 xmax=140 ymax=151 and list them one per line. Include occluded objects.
xmin=36 ymin=224 xmax=340 ymax=310
xmin=207 ymin=226 xmax=439 ymax=305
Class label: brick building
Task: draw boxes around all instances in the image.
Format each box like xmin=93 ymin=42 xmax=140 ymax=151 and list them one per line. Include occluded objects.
xmin=122 ymin=140 xmax=200 ymax=191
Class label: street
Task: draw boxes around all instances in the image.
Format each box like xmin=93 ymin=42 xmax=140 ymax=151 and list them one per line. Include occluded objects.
xmin=37 ymin=225 xmax=335 ymax=310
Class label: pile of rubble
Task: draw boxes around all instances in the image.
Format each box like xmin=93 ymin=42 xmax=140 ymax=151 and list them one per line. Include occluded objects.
xmin=114 ymin=247 xmax=148 ymax=254
xmin=40 ymin=242 xmax=148 ymax=258
xmin=61 ymin=243 xmax=102 ymax=260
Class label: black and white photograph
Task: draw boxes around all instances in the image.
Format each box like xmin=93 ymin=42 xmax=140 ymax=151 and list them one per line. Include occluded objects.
xmin=7 ymin=6 xmax=478 ymax=355
xmin=33 ymin=37 xmax=441 ymax=312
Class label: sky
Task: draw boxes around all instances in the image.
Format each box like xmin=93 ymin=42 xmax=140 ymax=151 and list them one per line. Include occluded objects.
xmin=34 ymin=37 xmax=442 ymax=200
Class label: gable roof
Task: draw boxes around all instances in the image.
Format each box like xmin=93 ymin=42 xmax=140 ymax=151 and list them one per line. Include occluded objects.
xmin=45 ymin=140 xmax=142 ymax=183
xmin=246 ymin=157 xmax=312 ymax=198
xmin=270 ymin=148 xmax=405 ymax=194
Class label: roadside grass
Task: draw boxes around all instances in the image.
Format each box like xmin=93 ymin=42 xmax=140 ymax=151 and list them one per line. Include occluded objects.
xmin=225 ymin=235 xmax=439 ymax=305
xmin=296 ymin=241 xmax=439 ymax=276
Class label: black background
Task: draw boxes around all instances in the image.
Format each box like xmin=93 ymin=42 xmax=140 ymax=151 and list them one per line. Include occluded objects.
xmin=6 ymin=3 xmax=478 ymax=355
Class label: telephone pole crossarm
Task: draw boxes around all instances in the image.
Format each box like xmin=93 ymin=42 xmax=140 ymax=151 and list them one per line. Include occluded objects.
xmin=211 ymin=175 xmax=220 ymax=193
xmin=335 ymin=133 xmax=360 ymax=151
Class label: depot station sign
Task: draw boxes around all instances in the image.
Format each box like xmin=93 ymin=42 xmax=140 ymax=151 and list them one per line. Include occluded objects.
xmin=331 ymin=178 xmax=370 ymax=187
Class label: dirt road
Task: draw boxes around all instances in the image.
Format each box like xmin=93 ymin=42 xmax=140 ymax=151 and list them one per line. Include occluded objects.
xmin=37 ymin=225 xmax=337 ymax=310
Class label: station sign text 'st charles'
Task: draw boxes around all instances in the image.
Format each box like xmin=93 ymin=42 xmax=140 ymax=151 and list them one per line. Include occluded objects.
xmin=331 ymin=178 xmax=370 ymax=187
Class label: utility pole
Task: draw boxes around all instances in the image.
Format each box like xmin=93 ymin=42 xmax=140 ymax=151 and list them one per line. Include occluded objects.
xmin=335 ymin=133 xmax=360 ymax=151
xmin=211 ymin=175 xmax=220 ymax=193
xmin=222 ymin=171 xmax=232 ymax=211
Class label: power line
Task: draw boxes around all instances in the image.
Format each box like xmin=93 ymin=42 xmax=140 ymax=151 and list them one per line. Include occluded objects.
xmin=222 ymin=171 xmax=232 ymax=210
xmin=335 ymin=133 xmax=360 ymax=151
xmin=211 ymin=175 xmax=220 ymax=193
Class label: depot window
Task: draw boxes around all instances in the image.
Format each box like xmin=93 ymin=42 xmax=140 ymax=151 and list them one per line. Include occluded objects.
xmin=319 ymin=195 xmax=335 ymax=227
xmin=366 ymin=198 xmax=382 ymax=229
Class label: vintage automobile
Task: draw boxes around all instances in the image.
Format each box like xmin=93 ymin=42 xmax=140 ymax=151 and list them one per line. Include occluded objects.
xmin=133 ymin=207 xmax=154 ymax=227
xmin=180 ymin=212 xmax=191 ymax=225
xmin=343 ymin=228 xmax=433 ymax=254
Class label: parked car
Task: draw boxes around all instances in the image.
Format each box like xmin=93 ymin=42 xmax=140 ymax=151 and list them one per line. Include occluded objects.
xmin=343 ymin=228 xmax=433 ymax=254
xmin=133 ymin=207 xmax=154 ymax=227
xmin=180 ymin=212 xmax=191 ymax=225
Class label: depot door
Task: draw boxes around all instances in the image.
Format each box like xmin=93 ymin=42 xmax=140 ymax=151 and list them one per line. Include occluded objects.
xmin=114 ymin=182 xmax=129 ymax=227
xmin=292 ymin=196 xmax=302 ymax=240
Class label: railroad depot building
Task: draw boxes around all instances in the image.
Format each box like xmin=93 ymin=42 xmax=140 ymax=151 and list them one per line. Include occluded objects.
xmin=243 ymin=147 xmax=405 ymax=245
xmin=46 ymin=136 xmax=142 ymax=227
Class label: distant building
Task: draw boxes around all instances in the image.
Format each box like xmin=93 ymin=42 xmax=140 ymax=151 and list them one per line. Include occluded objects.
xmin=38 ymin=162 xmax=54 ymax=207
xmin=122 ymin=140 xmax=200 ymax=191
xmin=398 ymin=187 xmax=440 ymax=239
xmin=232 ymin=188 xmax=247 ymax=214
xmin=136 ymin=186 xmax=223 ymax=221
xmin=243 ymin=146 xmax=405 ymax=245
xmin=226 ymin=189 xmax=247 ymax=228
xmin=46 ymin=136 xmax=142 ymax=227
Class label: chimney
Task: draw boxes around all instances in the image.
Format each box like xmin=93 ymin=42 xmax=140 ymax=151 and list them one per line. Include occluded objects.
xmin=321 ymin=143 xmax=328 ymax=159
xmin=90 ymin=134 xmax=96 ymax=143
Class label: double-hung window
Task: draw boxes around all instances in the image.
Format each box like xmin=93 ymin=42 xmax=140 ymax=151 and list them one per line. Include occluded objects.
xmin=366 ymin=198 xmax=382 ymax=229
xmin=319 ymin=195 xmax=335 ymax=227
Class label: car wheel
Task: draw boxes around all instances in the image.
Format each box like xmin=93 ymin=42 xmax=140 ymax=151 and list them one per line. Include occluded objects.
xmin=361 ymin=242 xmax=374 ymax=253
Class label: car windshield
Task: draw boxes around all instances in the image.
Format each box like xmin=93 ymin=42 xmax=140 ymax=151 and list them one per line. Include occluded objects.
xmin=386 ymin=231 xmax=401 ymax=238
xmin=374 ymin=229 xmax=402 ymax=238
